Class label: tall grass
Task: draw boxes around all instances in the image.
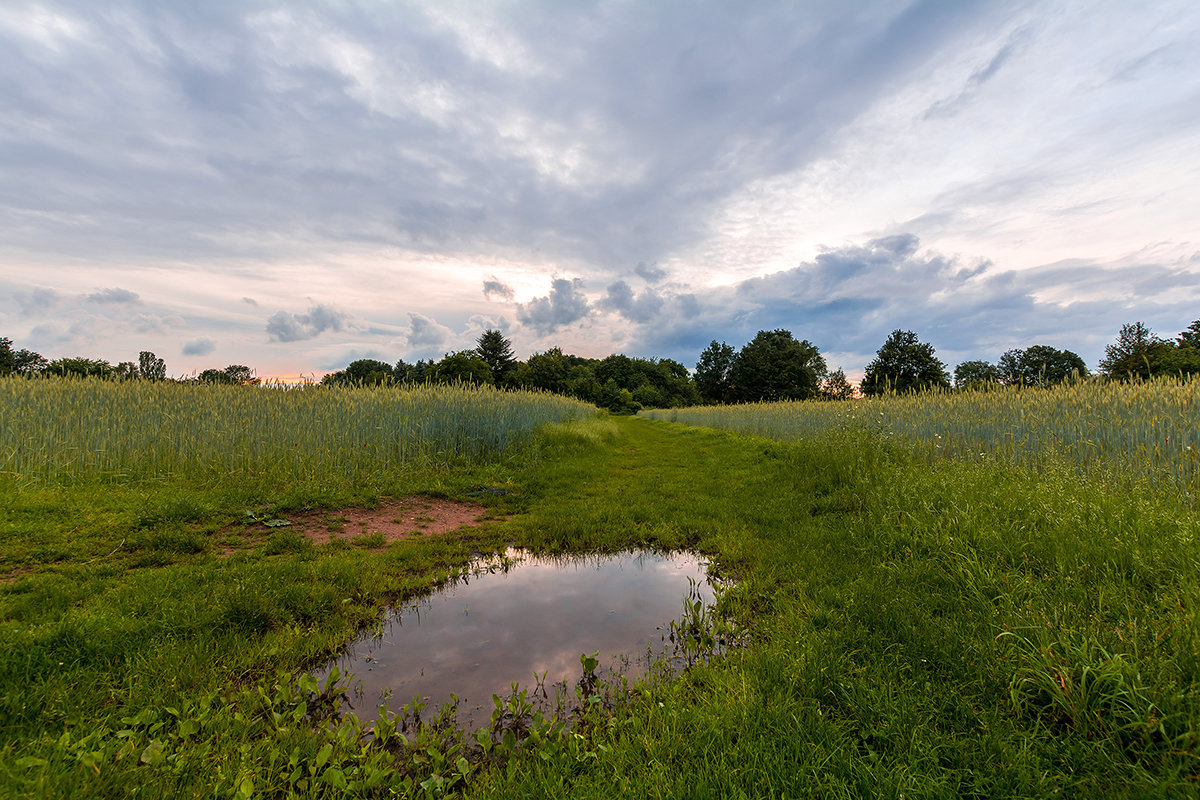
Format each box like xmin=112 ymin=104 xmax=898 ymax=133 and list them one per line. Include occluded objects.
xmin=643 ymin=377 xmax=1200 ymax=496
xmin=0 ymin=376 xmax=595 ymax=486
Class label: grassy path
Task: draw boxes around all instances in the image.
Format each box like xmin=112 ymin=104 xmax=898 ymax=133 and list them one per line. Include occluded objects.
xmin=3 ymin=414 xmax=1198 ymax=797
xmin=484 ymin=416 xmax=1200 ymax=798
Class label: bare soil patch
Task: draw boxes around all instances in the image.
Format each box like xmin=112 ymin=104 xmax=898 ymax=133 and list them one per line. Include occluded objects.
xmin=221 ymin=496 xmax=502 ymax=554
xmin=1 ymin=567 xmax=32 ymax=585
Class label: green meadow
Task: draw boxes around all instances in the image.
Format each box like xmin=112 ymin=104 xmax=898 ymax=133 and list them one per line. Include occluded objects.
xmin=2 ymin=375 xmax=1199 ymax=797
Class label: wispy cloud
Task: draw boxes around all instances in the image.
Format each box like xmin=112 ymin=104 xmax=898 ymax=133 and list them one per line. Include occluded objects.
xmin=482 ymin=277 xmax=515 ymax=301
xmin=10 ymin=287 xmax=60 ymax=315
xmin=86 ymin=287 xmax=140 ymax=305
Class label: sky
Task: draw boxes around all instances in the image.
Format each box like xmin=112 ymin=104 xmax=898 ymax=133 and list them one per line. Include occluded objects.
xmin=2 ymin=0 xmax=1198 ymax=381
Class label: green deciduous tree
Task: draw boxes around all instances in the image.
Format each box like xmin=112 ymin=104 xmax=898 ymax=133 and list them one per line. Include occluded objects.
xmin=344 ymin=359 xmax=394 ymax=385
xmin=45 ymin=357 xmax=114 ymax=379
xmin=954 ymin=360 xmax=999 ymax=389
xmin=1178 ymin=319 xmax=1200 ymax=350
xmin=1099 ymin=323 xmax=1173 ymax=381
xmin=1021 ymin=345 xmax=1088 ymax=386
xmin=0 ymin=337 xmax=12 ymax=375
xmin=695 ymin=340 xmax=736 ymax=404
xmin=997 ymin=350 xmax=1024 ymax=386
xmin=1155 ymin=345 xmax=1200 ymax=377
xmin=138 ymin=351 xmax=167 ymax=381
xmin=997 ymin=346 xmax=1087 ymax=387
xmin=821 ymin=367 xmax=855 ymax=400
xmin=321 ymin=359 xmax=394 ymax=386
xmin=13 ymin=348 xmax=47 ymax=374
xmin=860 ymin=330 xmax=950 ymax=396
xmin=429 ymin=351 xmax=493 ymax=386
xmin=566 ymin=364 xmax=602 ymax=404
xmin=600 ymin=381 xmax=640 ymax=414
xmin=524 ymin=348 xmax=570 ymax=394
xmin=199 ymin=365 xmax=260 ymax=385
xmin=511 ymin=349 xmax=696 ymax=411
xmin=224 ymin=365 xmax=259 ymax=385
xmin=1152 ymin=319 xmax=1200 ymax=377
xmin=0 ymin=338 xmax=47 ymax=375
xmin=198 ymin=368 xmax=235 ymax=384
xmin=730 ymin=329 xmax=826 ymax=402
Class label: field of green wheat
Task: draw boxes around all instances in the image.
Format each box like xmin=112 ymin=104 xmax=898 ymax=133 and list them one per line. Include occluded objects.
xmin=643 ymin=377 xmax=1200 ymax=497
xmin=0 ymin=376 xmax=595 ymax=487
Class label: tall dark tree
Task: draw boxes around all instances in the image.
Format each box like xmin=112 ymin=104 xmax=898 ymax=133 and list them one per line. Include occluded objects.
xmin=1020 ymin=345 xmax=1088 ymax=386
xmin=13 ymin=348 xmax=47 ymax=374
xmin=1156 ymin=345 xmax=1200 ymax=376
xmin=650 ymin=358 xmax=699 ymax=407
xmin=997 ymin=349 xmax=1025 ymax=386
xmin=430 ymin=351 xmax=493 ymax=386
xmin=524 ymin=348 xmax=570 ymax=393
xmin=859 ymin=330 xmax=950 ymax=395
xmin=596 ymin=354 xmax=636 ymax=388
xmin=1177 ymin=319 xmax=1200 ymax=350
xmin=223 ymin=365 xmax=259 ymax=385
xmin=394 ymin=358 xmax=435 ymax=383
xmin=344 ymin=359 xmax=394 ymax=385
xmin=1099 ymin=322 xmax=1172 ymax=381
xmin=998 ymin=346 xmax=1087 ymax=387
xmin=138 ymin=350 xmax=166 ymax=381
xmin=694 ymin=340 xmax=736 ymax=404
xmin=566 ymin=364 xmax=602 ymax=404
xmin=0 ymin=337 xmax=13 ymax=376
xmin=200 ymin=365 xmax=259 ymax=385
xmin=1 ymin=338 xmax=46 ymax=375
xmin=475 ymin=329 xmax=516 ymax=387
xmin=45 ymin=357 xmax=114 ymax=379
xmin=320 ymin=359 xmax=393 ymax=386
xmin=821 ymin=368 xmax=855 ymax=400
xmin=729 ymin=329 xmax=826 ymax=402
xmin=600 ymin=381 xmax=639 ymax=414
xmin=954 ymin=360 xmax=999 ymax=389
xmin=198 ymin=368 xmax=236 ymax=384
xmin=1155 ymin=319 xmax=1200 ymax=376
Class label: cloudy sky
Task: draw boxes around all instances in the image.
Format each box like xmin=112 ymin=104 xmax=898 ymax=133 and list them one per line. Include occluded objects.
xmin=2 ymin=0 xmax=1198 ymax=380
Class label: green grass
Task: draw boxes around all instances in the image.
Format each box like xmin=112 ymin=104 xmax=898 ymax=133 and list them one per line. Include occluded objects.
xmin=474 ymin=420 xmax=1200 ymax=798
xmin=2 ymin=381 xmax=1199 ymax=797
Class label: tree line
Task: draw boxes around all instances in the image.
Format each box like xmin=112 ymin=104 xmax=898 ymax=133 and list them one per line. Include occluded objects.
xmin=4 ymin=318 xmax=1199 ymax=411
xmin=0 ymin=338 xmax=258 ymax=386
xmin=319 ymin=330 xmax=697 ymax=413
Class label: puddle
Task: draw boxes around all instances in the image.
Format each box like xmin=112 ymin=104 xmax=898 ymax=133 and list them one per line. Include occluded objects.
xmin=315 ymin=548 xmax=716 ymax=727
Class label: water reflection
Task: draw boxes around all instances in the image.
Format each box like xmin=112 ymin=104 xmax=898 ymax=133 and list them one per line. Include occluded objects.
xmin=315 ymin=549 xmax=714 ymax=726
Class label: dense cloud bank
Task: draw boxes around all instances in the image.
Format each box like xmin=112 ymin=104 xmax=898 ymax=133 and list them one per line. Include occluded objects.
xmin=0 ymin=1 xmax=1197 ymax=374
xmin=487 ymin=236 xmax=1200 ymax=373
